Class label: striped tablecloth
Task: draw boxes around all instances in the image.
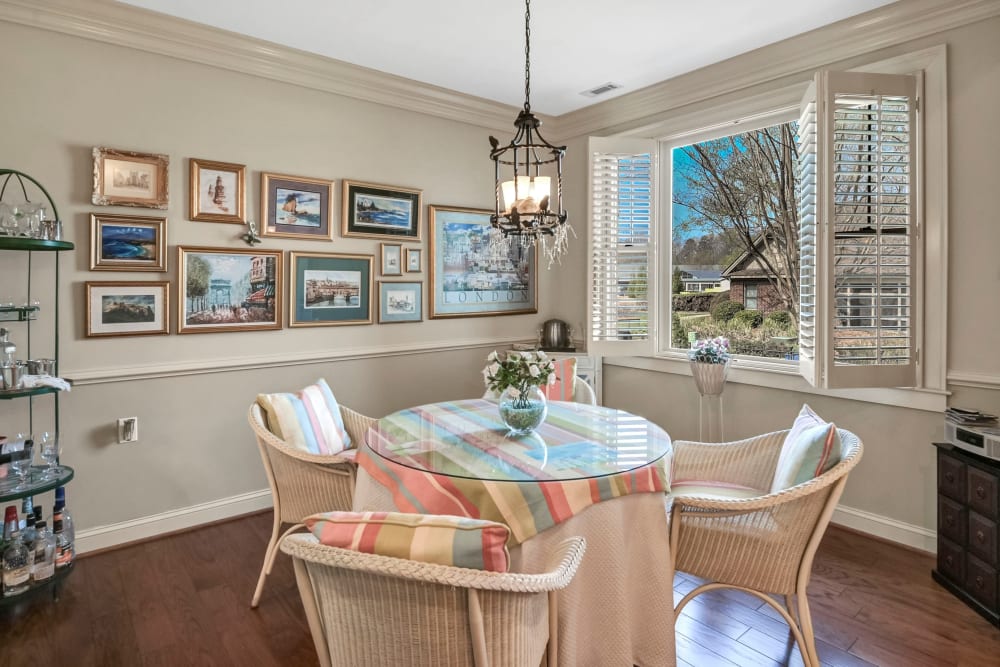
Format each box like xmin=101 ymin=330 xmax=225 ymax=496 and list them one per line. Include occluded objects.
xmin=359 ymin=399 xmax=671 ymax=544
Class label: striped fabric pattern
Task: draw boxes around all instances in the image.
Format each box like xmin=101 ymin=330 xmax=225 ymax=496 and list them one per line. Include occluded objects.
xmin=671 ymin=479 xmax=767 ymax=500
xmin=257 ymin=379 xmax=351 ymax=455
xmin=540 ymin=357 xmax=577 ymax=402
xmin=305 ymin=510 xmax=511 ymax=572
xmin=771 ymin=404 xmax=842 ymax=492
xmin=360 ymin=399 xmax=671 ymax=545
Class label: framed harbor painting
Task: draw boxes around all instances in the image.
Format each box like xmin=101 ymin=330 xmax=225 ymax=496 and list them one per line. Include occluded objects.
xmin=261 ymin=172 xmax=334 ymax=240
xmin=189 ymin=158 xmax=246 ymax=223
xmin=92 ymin=147 xmax=169 ymax=209
xmin=85 ymin=281 xmax=169 ymax=337
xmin=428 ymin=205 xmax=536 ymax=319
xmin=90 ymin=213 xmax=167 ymax=272
xmin=342 ymin=180 xmax=421 ymax=240
xmin=289 ymin=252 xmax=373 ymax=327
xmin=378 ymin=281 xmax=422 ymax=324
xmin=177 ymin=246 xmax=283 ymax=333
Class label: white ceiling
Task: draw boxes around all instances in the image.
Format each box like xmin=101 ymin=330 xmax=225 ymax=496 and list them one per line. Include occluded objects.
xmin=119 ymin=0 xmax=896 ymax=116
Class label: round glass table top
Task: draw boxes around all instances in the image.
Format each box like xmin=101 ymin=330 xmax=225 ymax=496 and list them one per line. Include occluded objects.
xmin=366 ymin=399 xmax=671 ymax=482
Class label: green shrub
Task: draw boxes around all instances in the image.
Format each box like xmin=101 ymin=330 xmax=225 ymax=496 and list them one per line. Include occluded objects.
xmin=672 ymin=292 xmax=716 ymax=312
xmin=671 ymin=312 xmax=689 ymax=348
xmin=711 ymin=300 xmax=744 ymax=323
xmin=764 ymin=310 xmax=793 ymax=328
xmin=732 ymin=309 xmax=763 ymax=328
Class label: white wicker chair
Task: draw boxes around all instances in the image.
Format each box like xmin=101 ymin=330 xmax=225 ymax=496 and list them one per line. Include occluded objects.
xmin=281 ymin=532 xmax=586 ymax=667
xmin=248 ymin=401 xmax=376 ymax=608
xmin=668 ymin=428 xmax=863 ymax=667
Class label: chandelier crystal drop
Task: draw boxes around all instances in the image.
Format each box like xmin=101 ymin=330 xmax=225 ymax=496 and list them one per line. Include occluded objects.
xmin=488 ymin=0 xmax=571 ymax=268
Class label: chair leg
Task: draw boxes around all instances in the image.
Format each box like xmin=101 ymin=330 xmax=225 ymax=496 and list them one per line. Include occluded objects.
xmin=796 ymin=588 xmax=820 ymax=667
xmin=251 ymin=511 xmax=283 ymax=608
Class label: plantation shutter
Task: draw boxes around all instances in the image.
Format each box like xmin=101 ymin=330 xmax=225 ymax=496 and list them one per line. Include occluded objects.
xmin=587 ymin=137 xmax=657 ymax=357
xmin=798 ymin=71 xmax=919 ymax=388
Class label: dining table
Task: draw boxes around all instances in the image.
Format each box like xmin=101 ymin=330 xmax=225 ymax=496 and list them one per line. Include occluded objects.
xmin=352 ymin=398 xmax=676 ymax=666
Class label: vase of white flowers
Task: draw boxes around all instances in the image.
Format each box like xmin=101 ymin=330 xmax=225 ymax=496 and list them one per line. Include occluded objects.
xmin=483 ymin=350 xmax=556 ymax=434
xmin=688 ymin=336 xmax=731 ymax=396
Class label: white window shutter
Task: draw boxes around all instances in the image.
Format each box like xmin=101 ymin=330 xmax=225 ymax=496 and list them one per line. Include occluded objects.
xmin=798 ymin=70 xmax=919 ymax=388
xmin=587 ymin=137 xmax=657 ymax=357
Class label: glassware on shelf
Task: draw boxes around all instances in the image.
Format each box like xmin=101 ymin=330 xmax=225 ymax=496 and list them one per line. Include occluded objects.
xmin=39 ymin=433 xmax=63 ymax=478
xmin=0 ymin=203 xmax=17 ymax=236
xmin=8 ymin=439 xmax=33 ymax=491
xmin=2 ymin=530 xmax=31 ymax=597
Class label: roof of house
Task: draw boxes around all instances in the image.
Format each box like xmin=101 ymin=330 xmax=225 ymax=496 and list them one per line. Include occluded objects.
xmin=679 ymin=268 xmax=723 ymax=281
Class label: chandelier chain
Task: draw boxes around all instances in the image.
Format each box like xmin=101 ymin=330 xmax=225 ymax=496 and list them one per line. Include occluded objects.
xmin=523 ymin=0 xmax=531 ymax=111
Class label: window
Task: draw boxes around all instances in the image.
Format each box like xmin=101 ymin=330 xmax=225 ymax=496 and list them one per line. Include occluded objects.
xmin=745 ymin=284 xmax=758 ymax=310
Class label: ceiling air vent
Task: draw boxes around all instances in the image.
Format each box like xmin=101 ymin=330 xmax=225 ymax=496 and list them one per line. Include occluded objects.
xmin=580 ymin=82 xmax=623 ymax=98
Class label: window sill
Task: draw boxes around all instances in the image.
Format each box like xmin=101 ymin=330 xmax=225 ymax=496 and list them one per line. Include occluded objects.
xmin=603 ymin=352 xmax=948 ymax=413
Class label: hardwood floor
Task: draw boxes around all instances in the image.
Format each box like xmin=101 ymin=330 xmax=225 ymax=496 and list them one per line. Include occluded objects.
xmin=0 ymin=512 xmax=997 ymax=666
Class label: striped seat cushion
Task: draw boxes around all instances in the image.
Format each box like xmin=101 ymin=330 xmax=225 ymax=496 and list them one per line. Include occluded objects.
xmin=671 ymin=480 xmax=767 ymax=500
xmin=305 ymin=511 xmax=511 ymax=572
xmin=257 ymin=379 xmax=351 ymax=455
xmin=540 ymin=357 xmax=577 ymax=402
xmin=770 ymin=404 xmax=842 ymax=492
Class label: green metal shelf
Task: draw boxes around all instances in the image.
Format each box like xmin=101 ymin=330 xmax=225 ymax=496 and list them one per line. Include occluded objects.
xmin=0 ymin=305 xmax=39 ymax=322
xmin=0 ymin=237 xmax=73 ymax=252
xmin=0 ymin=386 xmax=58 ymax=400
xmin=0 ymin=465 xmax=74 ymax=503
xmin=0 ymin=560 xmax=75 ymax=608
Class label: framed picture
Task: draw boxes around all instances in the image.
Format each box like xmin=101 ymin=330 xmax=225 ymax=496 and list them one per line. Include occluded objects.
xmin=261 ymin=172 xmax=334 ymax=240
xmin=189 ymin=158 xmax=246 ymax=223
xmin=90 ymin=213 xmax=167 ymax=272
xmin=342 ymin=180 xmax=421 ymax=240
xmin=428 ymin=205 xmax=537 ymax=319
xmin=92 ymin=147 xmax=169 ymax=209
xmin=177 ymin=246 xmax=283 ymax=334
xmin=405 ymin=247 xmax=422 ymax=273
xmin=289 ymin=252 xmax=373 ymax=327
xmin=85 ymin=281 xmax=169 ymax=337
xmin=380 ymin=243 xmax=403 ymax=276
xmin=378 ymin=281 xmax=423 ymax=324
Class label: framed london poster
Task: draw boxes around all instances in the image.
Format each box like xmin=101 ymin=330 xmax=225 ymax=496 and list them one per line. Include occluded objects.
xmin=428 ymin=205 xmax=536 ymax=319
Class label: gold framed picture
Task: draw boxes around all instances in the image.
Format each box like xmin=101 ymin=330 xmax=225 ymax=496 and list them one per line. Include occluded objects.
xmin=92 ymin=147 xmax=169 ymax=209
xmin=405 ymin=247 xmax=422 ymax=273
xmin=342 ymin=180 xmax=422 ymax=240
xmin=90 ymin=213 xmax=167 ymax=272
xmin=289 ymin=251 xmax=373 ymax=327
xmin=85 ymin=281 xmax=169 ymax=337
xmin=261 ymin=172 xmax=334 ymax=240
xmin=189 ymin=158 xmax=246 ymax=223
xmin=380 ymin=243 xmax=403 ymax=276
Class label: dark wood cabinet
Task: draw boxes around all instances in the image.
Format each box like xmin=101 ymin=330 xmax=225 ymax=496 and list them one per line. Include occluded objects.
xmin=933 ymin=443 xmax=1000 ymax=627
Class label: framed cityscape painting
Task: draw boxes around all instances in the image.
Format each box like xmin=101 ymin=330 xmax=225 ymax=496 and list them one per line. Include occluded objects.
xmin=189 ymin=158 xmax=246 ymax=223
xmin=85 ymin=281 xmax=169 ymax=337
xmin=90 ymin=213 xmax=167 ymax=272
xmin=428 ymin=205 xmax=537 ymax=319
xmin=289 ymin=252 xmax=373 ymax=327
xmin=176 ymin=246 xmax=283 ymax=333
xmin=342 ymin=180 xmax=421 ymax=240
xmin=92 ymin=147 xmax=169 ymax=209
xmin=378 ymin=281 xmax=422 ymax=324
xmin=261 ymin=172 xmax=334 ymax=240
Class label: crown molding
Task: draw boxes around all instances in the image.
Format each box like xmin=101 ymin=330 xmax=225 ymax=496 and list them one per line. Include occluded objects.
xmin=553 ymin=0 xmax=1000 ymax=140
xmin=0 ymin=0 xmax=521 ymax=131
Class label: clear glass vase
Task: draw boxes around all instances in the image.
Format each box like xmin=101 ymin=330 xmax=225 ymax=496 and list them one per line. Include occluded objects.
xmin=498 ymin=385 xmax=548 ymax=434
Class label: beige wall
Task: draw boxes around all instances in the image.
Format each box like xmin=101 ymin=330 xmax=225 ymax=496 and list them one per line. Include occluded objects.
xmin=597 ymin=16 xmax=1000 ymax=541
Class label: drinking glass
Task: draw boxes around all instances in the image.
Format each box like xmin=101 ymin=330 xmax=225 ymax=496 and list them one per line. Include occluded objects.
xmin=9 ymin=438 xmax=33 ymax=490
xmin=39 ymin=432 xmax=64 ymax=478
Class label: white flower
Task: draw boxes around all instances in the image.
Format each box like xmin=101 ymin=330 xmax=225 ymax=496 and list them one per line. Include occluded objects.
xmin=529 ymin=364 xmax=541 ymax=377
xmin=548 ymin=373 xmax=557 ymax=385
xmin=507 ymin=352 xmax=520 ymax=362
xmin=521 ymin=351 xmax=533 ymax=359
xmin=508 ymin=387 xmax=521 ymax=398
xmin=537 ymin=350 xmax=548 ymax=361
xmin=487 ymin=350 xmax=499 ymax=362
xmin=488 ymin=362 xmax=500 ymax=375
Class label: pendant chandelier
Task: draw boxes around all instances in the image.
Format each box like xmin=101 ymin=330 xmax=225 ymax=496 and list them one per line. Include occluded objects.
xmin=489 ymin=0 xmax=570 ymax=267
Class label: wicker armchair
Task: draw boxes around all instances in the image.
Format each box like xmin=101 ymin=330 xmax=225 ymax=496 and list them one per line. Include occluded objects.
xmin=668 ymin=428 xmax=863 ymax=667
xmin=281 ymin=533 xmax=586 ymax=667
xmin=248 ymin=401 xmax=376 ymax=608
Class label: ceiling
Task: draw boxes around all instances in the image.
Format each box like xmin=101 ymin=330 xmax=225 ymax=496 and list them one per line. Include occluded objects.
xmin=118 ymin=0 xmax=897 ymax=116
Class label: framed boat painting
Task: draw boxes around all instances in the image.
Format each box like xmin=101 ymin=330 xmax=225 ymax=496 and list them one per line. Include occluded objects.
xmin=428 ymin=205 xmax=536 ymax=319
xmin=378 ymin=280 xmax=422 ymax=324
xmin=289 ymin=252 xmax=373 ymax=327
xmin=261 ymin=172 xmax=334 ymax=240
xmin=177 ymin=246 xmax=283 ymax=333
xmin=342 ymin=180 xmax=421 ymax=240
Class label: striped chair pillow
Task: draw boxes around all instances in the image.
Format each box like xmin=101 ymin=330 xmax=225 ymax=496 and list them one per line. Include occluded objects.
xmin=770 ymin=404 xmax=842 ymax=492
xmin=257 ymin=378 xmax=351 ymax=455
xmin=305 ymin=511 xmax=511 ymax=572
xmin=540 ymin=357 xmax=577 ymax=402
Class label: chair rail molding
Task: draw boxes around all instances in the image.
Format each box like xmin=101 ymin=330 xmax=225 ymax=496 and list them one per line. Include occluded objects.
xmin=947 ymin=370 xmax=1000 ymax=391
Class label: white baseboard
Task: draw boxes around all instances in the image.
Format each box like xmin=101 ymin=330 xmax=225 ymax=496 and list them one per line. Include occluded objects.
xmin=75 ymin=489 xmax=272 ymax=555
xmin=832 ymin=504 xmax=936 ymax=554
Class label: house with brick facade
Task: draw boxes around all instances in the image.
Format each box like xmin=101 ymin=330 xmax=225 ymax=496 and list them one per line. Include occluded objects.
xmin=720 ymin=238 xmax=791 ymax=315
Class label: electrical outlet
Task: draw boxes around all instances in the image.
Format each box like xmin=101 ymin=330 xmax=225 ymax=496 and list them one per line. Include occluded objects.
xmin=118 ymin=417 xmax=138 ymax=443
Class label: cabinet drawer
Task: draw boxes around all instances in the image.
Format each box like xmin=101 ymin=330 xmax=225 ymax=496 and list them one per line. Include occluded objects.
xmin=937 ymin=537 xmax=965 ymax=584
xmin=939 ymin=496 xmax=967 ymax=545
xmin=938 ymin=451 xmax=966 ymax=502
xmin=965 ymin=554 xmax=998 ymax=610
xmin=968 ymin=467 xmax=999 ymax=519
xmin=968 ymin=512 xmax=998 ymax=566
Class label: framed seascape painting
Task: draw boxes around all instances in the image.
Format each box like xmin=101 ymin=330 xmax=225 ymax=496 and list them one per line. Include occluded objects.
xmin=289 ymin=252 xmax=373 ymax=327
xmin=177 ymin=246 xmax=283 ymax=334
xmin=378 ymin=281 xmax=422 ymax=324
xmin=428 ymin=205 xmax=537 ymax=319
xmin=92 ymin=147 xmax=169 ymax=209
xmin=405 ymin=247 xmax=422 ymax=273
xmin=90 ymin=213 xmax=167 ymax=272
xmin=189 ymin=158 xmax=246 ymax=223
xmin=85 ymin=281 xmax=169 ymax=337
xmin=380 ymin=243 xmax=402 ymax=276
xmin=261 ymin=172 xmax=334 ymax=240
xmin=342 ymin=180 xmax=421 ymax=240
